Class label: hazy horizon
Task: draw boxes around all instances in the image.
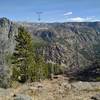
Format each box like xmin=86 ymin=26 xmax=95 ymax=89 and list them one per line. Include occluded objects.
xmin=0 ymin=0 xmax=100 ymax=22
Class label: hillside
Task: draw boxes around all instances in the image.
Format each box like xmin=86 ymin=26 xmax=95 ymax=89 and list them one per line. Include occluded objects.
xmin=0 ymin=17 xmax=100 ymax=87
xmin=19 ymin=21 xmax=100 ymax=69
xmin=0 ymin=17 xmax=100 ymax=99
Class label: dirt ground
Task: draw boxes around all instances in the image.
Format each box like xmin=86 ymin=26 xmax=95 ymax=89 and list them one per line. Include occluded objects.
xmin=0 ymin=75 xmax=100 ymax=100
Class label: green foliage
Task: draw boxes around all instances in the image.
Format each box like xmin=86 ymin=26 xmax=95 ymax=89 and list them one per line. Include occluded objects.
xmin=33 ymin=54 xmax=49 ymax=81
xmin=47 ymin=63 xmax=63 ymax=78
xmin=12 ymin=27 xmax=35 ymax=82
xmin=12 ymin=27 xmax=50 ymax=82
xmin=12 ymin=26 xmax=63 ymax=83
xmin=53 ymin=64 xmax=62 ymax=75
xmin=32 ymin=36 xmax=47 ymax=48
xmin=96 ymin=77 xmax=100 ymax=81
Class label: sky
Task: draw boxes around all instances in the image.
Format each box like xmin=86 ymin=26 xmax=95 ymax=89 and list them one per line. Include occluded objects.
xmin=0 ymin=0 xmax=100 ymax=22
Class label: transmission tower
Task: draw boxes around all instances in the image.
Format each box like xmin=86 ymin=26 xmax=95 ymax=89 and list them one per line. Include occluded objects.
xmin=36 ymin=12 xmax=43 ymax=22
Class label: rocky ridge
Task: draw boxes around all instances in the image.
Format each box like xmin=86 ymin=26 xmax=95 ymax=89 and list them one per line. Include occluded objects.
xmin=0 ymin=18 xmax=100 ymax=87
xmin=0 ymin=18 xmax=99 ymax=99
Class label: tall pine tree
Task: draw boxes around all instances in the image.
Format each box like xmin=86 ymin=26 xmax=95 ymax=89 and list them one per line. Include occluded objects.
xmin=12 ymin=27 xmax=35 ymax=82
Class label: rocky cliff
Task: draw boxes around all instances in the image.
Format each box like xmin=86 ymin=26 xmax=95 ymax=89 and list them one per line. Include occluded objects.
xmin=20 ymin=22 xmax=100 ymax=69
xmin=0 ymin=18 xmax=18 ymax=88
xmin=0 ymin=18 xmax=100 ymax=87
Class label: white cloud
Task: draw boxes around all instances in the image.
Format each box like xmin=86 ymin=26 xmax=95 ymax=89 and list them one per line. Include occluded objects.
xmin=64 ymin=12 xmax=72 ymax=16
xmin=67 ymin=16 xmax=97 ymax=22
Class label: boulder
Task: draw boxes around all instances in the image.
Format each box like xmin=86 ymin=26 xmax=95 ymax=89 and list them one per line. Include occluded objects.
xmin=13 ymin=94 xmax=32 ymax=100
xmin=71 ymin=81 xmax=100 ymax=91
xmin=91 ymin=94 xmax=100 ymax=100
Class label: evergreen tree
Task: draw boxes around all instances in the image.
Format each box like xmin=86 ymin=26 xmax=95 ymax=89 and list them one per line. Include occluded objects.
xmin=12 ymin=26 xmax=62 ymax=83
xmin=12 ymin=27 xmax=35 ymax=82
xmin=34 ymin=50 xmax=49 ymax=81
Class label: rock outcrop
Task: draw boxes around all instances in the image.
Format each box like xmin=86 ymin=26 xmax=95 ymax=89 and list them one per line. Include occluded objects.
xmin=0 ymin=17 xmax=18 ymax=88
xmin=21 ymin=22 xmax=100 ymax=69
xmin=91 ymin=94 xmax=100 ymax=100
xmin=0 ymin=17 xmax=100 ymax=87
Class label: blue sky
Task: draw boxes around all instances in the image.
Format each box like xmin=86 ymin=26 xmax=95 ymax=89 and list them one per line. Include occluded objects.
xmin=0 ymin=0 xmax=100 ymax=22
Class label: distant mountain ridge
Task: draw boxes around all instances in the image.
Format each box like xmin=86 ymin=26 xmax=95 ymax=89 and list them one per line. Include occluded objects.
xmin=0 ymin=17 xmax=100 ymax=68
xmin=21 ymin=20 xmax=100 ymax=67
xmin=0 ymin=17 xmax=100 ymax=87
